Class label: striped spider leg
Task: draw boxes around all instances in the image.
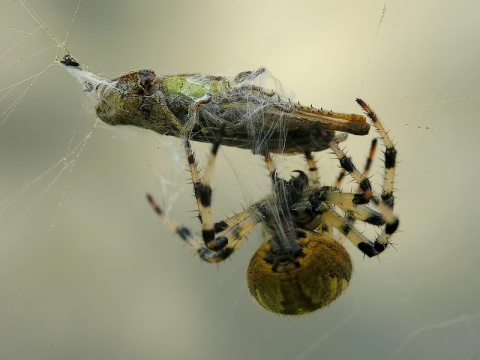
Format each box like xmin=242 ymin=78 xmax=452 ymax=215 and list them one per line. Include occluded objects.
xmin=147 ymin=126 xmax=264 ymax=263
xmin=356 ymin=98 xmax=399 ymax=250
xmin=146 ymin=98 xmax=399 ymax=314
xmin=309 ymin=98 xmax=399 ymax=256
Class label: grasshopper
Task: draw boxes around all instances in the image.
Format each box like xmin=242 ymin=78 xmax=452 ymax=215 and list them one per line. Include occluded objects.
xmin=61 ymin=55 xmax=369 ymax=154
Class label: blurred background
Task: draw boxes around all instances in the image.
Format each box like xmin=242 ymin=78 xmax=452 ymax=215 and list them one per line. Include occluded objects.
xmin=1 ymin=0 xmax=479 ymax=359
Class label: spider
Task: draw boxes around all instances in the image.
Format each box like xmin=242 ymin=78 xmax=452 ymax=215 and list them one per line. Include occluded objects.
xmin=147 ymin=98 xmax=399 ymax=315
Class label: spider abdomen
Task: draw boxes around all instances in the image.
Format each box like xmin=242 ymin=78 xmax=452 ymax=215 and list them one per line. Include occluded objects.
xmin=247 ymin=232 xmax=352 ymax=315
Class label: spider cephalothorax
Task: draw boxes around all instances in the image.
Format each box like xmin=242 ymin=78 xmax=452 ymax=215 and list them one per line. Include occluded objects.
xmin=147 ymin=98 xmax=399 ymax=315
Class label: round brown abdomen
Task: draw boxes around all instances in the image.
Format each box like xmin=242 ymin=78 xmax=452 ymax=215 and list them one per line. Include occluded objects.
xmin=247 ymin=233 xmax=352 ymax=315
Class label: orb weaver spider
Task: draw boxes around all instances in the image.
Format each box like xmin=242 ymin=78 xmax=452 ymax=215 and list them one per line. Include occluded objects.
xmin=147 ymin=99 xmax=398 ymax=315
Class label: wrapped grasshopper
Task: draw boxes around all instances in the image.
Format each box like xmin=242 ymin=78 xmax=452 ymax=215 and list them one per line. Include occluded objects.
xmin=61 ymin=55 xmax=369 ymax=154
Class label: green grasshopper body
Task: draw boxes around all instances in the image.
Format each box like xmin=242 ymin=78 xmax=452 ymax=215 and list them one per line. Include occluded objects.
xmin=62 ymin=55 xmax=369 ymax=154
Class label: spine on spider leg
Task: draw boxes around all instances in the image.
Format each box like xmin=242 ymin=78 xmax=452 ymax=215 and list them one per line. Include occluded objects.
xmin=197 ymin=126 xmax=231 ymax=251
xmin=146 ymin=194 xmax=193 ymax=242
xmin=356 ymin=98 xmax=396 ymax=203
xmin=315 ymin=125 xmax=373 ymax=203
xmin=146 ymin=194 xmax=232 ymax=263
xmin=355 ymin=98 xmax=399 ymax=247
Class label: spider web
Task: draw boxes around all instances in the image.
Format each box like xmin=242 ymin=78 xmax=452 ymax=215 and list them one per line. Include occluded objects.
xmin=1 ymin=1 xmax=480 ymax=359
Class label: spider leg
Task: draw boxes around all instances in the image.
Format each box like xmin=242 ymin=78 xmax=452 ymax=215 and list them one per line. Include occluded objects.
xmin=147 ymin=194 xmax=262 ymax=263
xmin=363 ymin=138 xmax=378 ymax=178
xmin=264 ymin=152 xmax=289 ymax=191
xmin=264 ymin=152 xmax=282 ymax=190
xmin=312 ymin=99 xmax=398 ymax=255
xmin=334 ymin=158 xmax=349 ymax=188
xmin=147 ymin=125 xmax=265 ymax=262
xmin=185 ymin=125 xmax=230 ymax=250
xmin=336 ymin=204 xmax=385 ymax=226
xmin=184 ymin=138 xmax=233 ymax=232
xmin=304 ymin=151 xmax=320 ymax=184
xmin=316 ymin=129 xmax=373 ymax=202
xmin=335 ymin=138 xmax=377 ymax=188
xmin=213 ymin=207 xmax=259 ymax=233
xmin=296 ymin=185 xmax=381 ymax=248
xmin=184 ymin=140 xmax=202 ymax=222
xmin=356 ymin=98 xmax=399 ymax=248
xmin=334 ymin=138 xmax=378 ymax=224
xmin=320 ymin=208 xmax=380 ymax=257
xmin=312 ymin=186 xmax=371 ymax=206
xmin=185 ymin=125 xmax=269 ymax=251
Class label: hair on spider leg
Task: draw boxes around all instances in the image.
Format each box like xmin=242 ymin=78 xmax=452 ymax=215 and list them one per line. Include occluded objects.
xmin=147 ymin=98 xmax=399 ymax=315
